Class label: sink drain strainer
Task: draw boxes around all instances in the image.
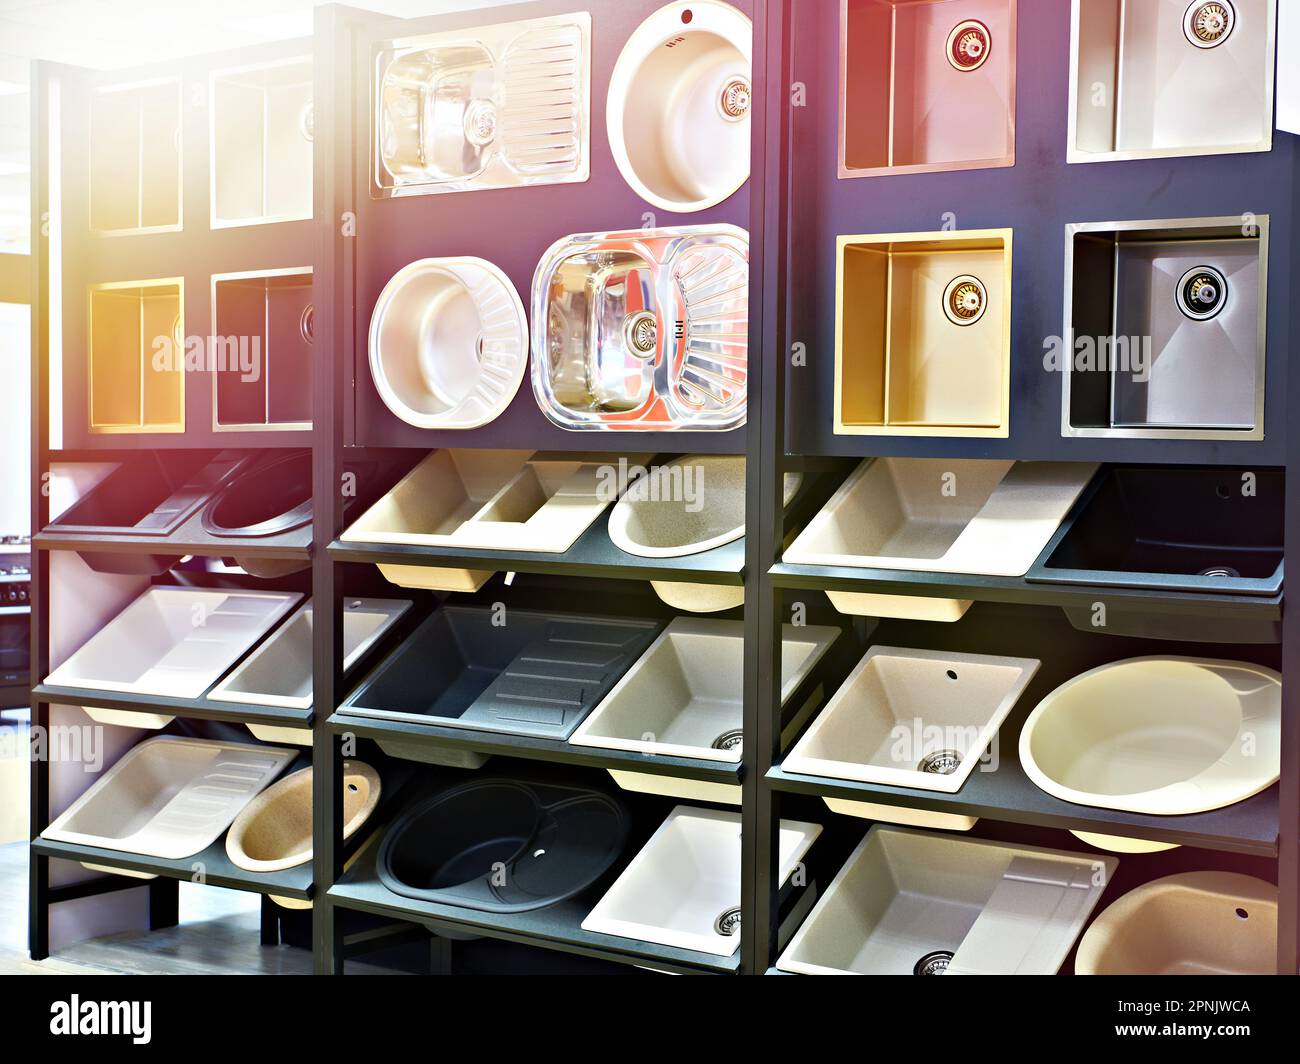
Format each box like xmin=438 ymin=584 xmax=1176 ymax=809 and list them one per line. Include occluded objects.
xmin=914 ymin=951 xmax=954 ymax=976
xmin=299 ymin=102 xmax=315 ymax=142
xmin=943 ymin=275 xmax=988 ymax=326
xmin=917 ymin=749 xmax=962 ymax=775
xmin=1199 ymin=565 xmax=1241 ymax=579
xmin=624 ymin=310 xmax=659 ymax=356
xmin=719 ymin=77 xmax=752 ymax=121
xmin=463 ymin=98 xmax=498 ymax=147
xmin=299 ymin=304 xmax=315 ymax=346
xmin=947 ymin=19 xmax=991 ymax=72
xmin=1184 ymin=2 xmax=1234 ymax=48
xmin=712 ymin=729 xmax=744 ymax=752
xmin=714 ymin=907 xmax=742 ymax=936
xmin=1177 ymin=265 xmax=1228 ymax=321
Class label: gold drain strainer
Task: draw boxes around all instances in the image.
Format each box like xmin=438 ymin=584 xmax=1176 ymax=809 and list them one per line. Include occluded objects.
xmin=943 ymin=275 xmax=988 ymax=326
xmin=946 ymin=19 xmax=991 ymax=72
xmin=1184 ymin=1 xmax=1234 ymax=48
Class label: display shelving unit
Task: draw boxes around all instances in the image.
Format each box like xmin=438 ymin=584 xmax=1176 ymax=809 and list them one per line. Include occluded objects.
xmin=28 ymin=0 xmax=1300 ymax=976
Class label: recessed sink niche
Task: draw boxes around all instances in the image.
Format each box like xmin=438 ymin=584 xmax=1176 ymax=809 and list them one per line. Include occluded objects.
xmin=1063 ymin=218 xmax=1267 ymax=439
xmin=89 ymin=79 xmax=182 ymax=234
xmin=840 ymin=0 xmax=1016 ymax=178
xmin=89 ymin=280 xmax=184 ymax=434
xmin=213 ymin=269 xmax=314 ymax=430
xmin=836 ymin=230 xmax=1012 ymax=437
xmin=1069 ymin=0 xmax=1276 ymax=163
xmin=211 ymin=57 xmax=314 ymax=227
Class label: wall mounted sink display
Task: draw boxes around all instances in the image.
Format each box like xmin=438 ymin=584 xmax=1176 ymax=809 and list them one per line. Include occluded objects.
xmin=776 ymin=826 xmax=1116 ymax=975
xmin=373 ymin=12 xmax=590 ymax=197
xmin=1019 ymin=657 xmax=1281 ymax=822
xmin=1075 ymin=872 xmax=1277 ymax=975
xmin=783 ymin=646 xmax=1039 ymax=831
xmin=1029 ymin=466 xmax=1284 ymax=597
xmin=226 ymin=762 xmax=381 ymax=907
xmin=1069 ymin=0 xmax=1276 ymax=163
xmin=211 ymin=57 xmax=313 ymax=227
xmin=89 ymin=279 xmax=184 ymax=435
xmin=341 ymin=606 xmax=661 ymax=768
xmin=45 ymin=586 xmax=303 ymax=729
xmin=42 ymin=737 xmax=295 ymax=860
xmin=341 ymin=449 xmax=646 ymax=592
xmin=369 ymin=257 xmax=527 ymax=431
xmin=213 ymin=269 xmax=314 ymax=430
xmin=783 ymin=459 xmax=1098 ymax=620
xmin=200 ymin=451 xmax=314 ymax=577
xmin=583 ymin=807 xmax=820 ymax=957
xmin=1062 ymin=218 xmax=1267 ymax=439
xmin=570 ymin=618 xmax=840 ymax=803
xmin=607 ymin=456 xmax=799 ymax=612
xmin=89 ymin=78 xmax=181 ymax=234
xmin=840 ymin=0 xmax=1016 ymax=178
xmin=531 ymin=226 xmax=750 ymax=432
xmin=835 ymin=229 xmax=1012 ymax=437
xmin=606 ymin=1 xmax=752 ymax=212
xmin=377 ymin=777 xmax=627 ymax=913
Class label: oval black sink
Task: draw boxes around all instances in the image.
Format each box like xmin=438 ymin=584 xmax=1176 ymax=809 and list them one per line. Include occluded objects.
xmin=201 ymin=452 xmax=312 ymax=538
xmin=377 ymin=779 xmax=629 ymax=914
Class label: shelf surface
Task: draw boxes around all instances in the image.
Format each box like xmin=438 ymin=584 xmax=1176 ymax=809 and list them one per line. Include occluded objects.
xmin=35 ymin=529 xmax=313 ymax=562
xmin=33 ymin=682 xmax=314 ymax=730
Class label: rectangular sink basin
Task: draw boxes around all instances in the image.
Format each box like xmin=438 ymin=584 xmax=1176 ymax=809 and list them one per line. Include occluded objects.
xmin=89 ymin=78 xmax=181 ymax=234
xmin=569 ymin=617 xmax=840 ymax=803
xmin=582 ymin=806 xmax=822 ymax=957
xmin=1069 ymin=0 xmax=1276 ymax=163
xmin=341 ymin=449 xmax=647 ymax=591
xmin=89 ymin=279 xmax=185 ymax=434
xmin=45 ymin=587 xmax=303 ymax=728
xmin=783 ymin=458 xmax=1098 ymax=620
xmin=532 ymin=226 xmax=750 ymax=431
xmin=373 ymin=12 xmax=590 ymax=197
xmin=211 ymin=57 xmax=313 ymax=227
xmin=341 ymin=606 xmax=661 ymax=766
xmin=1028 ymin=466 xmax=1284 ymax=595
xmin=1063 ymin=218 xmax=1267 ymax=439
xmin=776 ymin=826 xmax=1116 ymax=975
xmin=213 ymin=269 xmax=314 ymax=429
xmin=42 ymin=736 xmax=295 ymax=860
xmin=841 ymin=0 xmax=1016 ymax=178
xmin=836 ymin=230 xmax=1012 ymax=436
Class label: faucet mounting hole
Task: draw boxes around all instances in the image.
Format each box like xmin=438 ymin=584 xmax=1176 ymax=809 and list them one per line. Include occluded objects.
xmin=946 ymin=20 xmax=991 ymax=72
xmin=1236 ymin=907 xmax=1249 ymax=920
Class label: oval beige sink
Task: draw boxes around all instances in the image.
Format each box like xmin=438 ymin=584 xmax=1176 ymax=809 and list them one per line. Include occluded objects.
xmin=225 ymin=761 xmax=381 ymax=880
xmin=1019 ymin=657 xmax=1281 ymax=817
xmin=1076 ymin=872 xmax=1277 ymax=975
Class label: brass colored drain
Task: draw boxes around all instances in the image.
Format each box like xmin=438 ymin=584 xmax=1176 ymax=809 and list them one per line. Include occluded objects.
xmin=1177 ymin=265 xmax=1228 ymax=321
xmin=1185 ymin=2 xmax=1234 ymax=48
xmin=947 ymin=19 xmax=991 ymax=72
xmin=943 ymin=274 xmax=988 ymax=326
xmin=624 ymin=310 xmax=659 ymax=356
xmin=720 ymin=77 xmax=752 ymax=120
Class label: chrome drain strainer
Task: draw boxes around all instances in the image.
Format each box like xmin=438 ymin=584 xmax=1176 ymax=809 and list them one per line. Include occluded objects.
xmin=712 ymin=729 xmax=744 ymax=752
xmin=943 ymin=274 xmax=988 ymax=326
xmin=463 ymin=98 xmax=498 ymax=147
xmin=1185 ymin=1 xmax=1234 ymax=48
xmin=1199 ymin=566 xmax=1241 ymax=579
xmin=624 ymin=310 xmax=659 ymax=356
xmin=1177 ymin=265 xmax=1228 ymax=321
xmin=719 ymin=77 xmax=752 ymax=120
xmin=918 ymin=750 xmax=962 ymax=776
xmin=914 ymin=950 xmax=953 ymax=976
xmin=714 ymin=907 xmax=742 ymax=936
xmin=947 ymin=19 xmax=991 ymax=72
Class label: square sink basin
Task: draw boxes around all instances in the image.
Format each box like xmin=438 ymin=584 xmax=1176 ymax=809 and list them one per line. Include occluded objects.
xmin=42 ymin=736 xmax=295 ymax=860
xmin=373 ymin=12 xmax=590 ymax=197
xmin=836 ymin=230 xmax=1012 ymax=436
xmin=531 ymin=226 xmax=750 ymax=431
xmin=841 ymin=0 xmax=1016 ymax=178
xmin=776 ymin=826 xmax=1116 ymax=975
xmin=46 ymin=586 xmax=303 ymax=729
xmin=1069 ymin=0 xmax=1276 ymax=163
xmin=1075 ymin=872 xmax=1277 ymax=975
xmin=783 ymin=647 xmax=1039 ymax=812
xmin=582 ymin=806 xmax=822 ymax=957
xmin=89 ymin=79 xmax=181 ymax=234
xmin=569 ymin=617 xmax=840 ymax=803
xmin=89 ymin=279 xmax=185 ymax=435
xmin=1029 ymin=466 xmax=1284 ymax=595
xmin=1063 ymin=218 xmax=1267 ymax=439
xmin=783 ymin=458 xmax=1097 ymax=620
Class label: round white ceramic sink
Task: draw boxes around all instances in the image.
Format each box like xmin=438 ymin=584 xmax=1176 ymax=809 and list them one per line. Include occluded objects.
xmin=1019 ymin=657 xmax=1281 ymax=816
xmin=369 ymin=257 xmax=526 ymax=430
xmin=606 ymin=1 xmax=752 ymax=213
